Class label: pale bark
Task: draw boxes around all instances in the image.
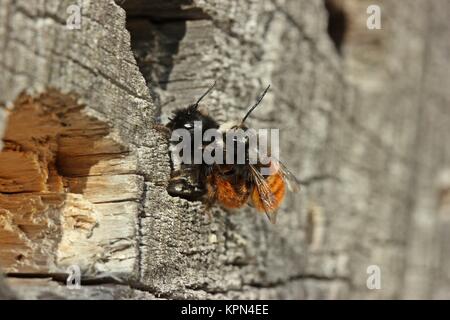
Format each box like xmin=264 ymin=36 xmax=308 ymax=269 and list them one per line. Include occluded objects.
xmin=0 ymin=0 xmax=450 ymax=299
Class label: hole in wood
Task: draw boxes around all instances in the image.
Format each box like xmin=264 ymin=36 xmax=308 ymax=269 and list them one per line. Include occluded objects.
xmin=324 ymin=0 xmax=348 ymax=54
xmin=122 ymin=0 xmax=213 ymax=117
xmin=0 ymin=89 xmax=137 ymax=274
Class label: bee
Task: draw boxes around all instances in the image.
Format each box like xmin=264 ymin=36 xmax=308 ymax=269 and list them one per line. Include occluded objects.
xmin=166 ymin=82 xmax=218 ymax=201
xmin=166 ymin=83 xmax=300 ymax=224
xmin=206 ymin=85 xmax=301 ymax=223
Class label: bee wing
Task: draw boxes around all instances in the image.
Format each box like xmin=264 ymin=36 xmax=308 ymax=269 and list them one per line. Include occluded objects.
xmin=276 ymin=160 xmax=301 ymax=193
xmin=265 ymin=210 xmax=277 ymax=224
xmin=249 ymin=165 xmax=278 ymax=224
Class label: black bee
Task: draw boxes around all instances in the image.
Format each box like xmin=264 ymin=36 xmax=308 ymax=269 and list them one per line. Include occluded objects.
xmin=166 ymin=82 xmax=219 ymax=201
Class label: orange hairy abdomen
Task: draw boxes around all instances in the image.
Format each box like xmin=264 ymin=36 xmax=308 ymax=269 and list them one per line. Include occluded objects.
xmin=214 ymin=176 xmax=249 ymax=209
xmin=251 ymin=172 xmax=285 ymax=212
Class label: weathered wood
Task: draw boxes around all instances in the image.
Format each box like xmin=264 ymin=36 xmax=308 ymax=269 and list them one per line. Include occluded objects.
xmin=0 ymin=274 xmax=15 ymax=299
xmin=0 ymin=91 xmax=139 ymax=279
xmin=0 ymin=0 xmax=449 ymax=299
xmin=4 ymin=277 xmax=157 ymax=300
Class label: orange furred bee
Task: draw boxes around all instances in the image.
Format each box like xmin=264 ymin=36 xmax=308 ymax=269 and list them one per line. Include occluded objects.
xmin=207 ymin=165 xmax=250 ymax=209
xmin=206 ymin=85 xmax=300 ymax=224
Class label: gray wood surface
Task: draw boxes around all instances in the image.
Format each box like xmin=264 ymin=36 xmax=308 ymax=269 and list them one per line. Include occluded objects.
xmin=0 ymin=0 xmax=450 ymax=299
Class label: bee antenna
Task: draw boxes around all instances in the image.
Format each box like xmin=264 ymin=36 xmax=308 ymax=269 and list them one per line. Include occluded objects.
xmin=192 ymin=81 xmax=216 ymax=109
xmin=241 ymin=85 xmax=270 ymax=124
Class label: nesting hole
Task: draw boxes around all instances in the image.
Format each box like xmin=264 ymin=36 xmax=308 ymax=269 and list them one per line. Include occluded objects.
xmin=324 ymin=0 xmax=348 ymax=54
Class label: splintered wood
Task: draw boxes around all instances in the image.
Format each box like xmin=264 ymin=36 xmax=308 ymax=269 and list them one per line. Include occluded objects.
xmin=0 ymin=90 xmax=139 ymax=278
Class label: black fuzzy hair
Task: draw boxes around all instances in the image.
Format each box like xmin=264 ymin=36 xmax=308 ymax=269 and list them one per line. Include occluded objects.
xmin=167 ymin=107 xmax=219 ymax=132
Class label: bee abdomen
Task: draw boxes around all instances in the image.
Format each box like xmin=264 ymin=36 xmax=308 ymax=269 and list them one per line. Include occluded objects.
xmin=252 ymin=172 xmax=286 ymax=212
xmin=214 ymin=176 xmax=249 ymax=209
xmin=268 ymin=173 xmax=285 ymax=199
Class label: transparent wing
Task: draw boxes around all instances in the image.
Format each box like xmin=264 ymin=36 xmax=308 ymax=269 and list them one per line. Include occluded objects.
xmin=276 ymin=160 xmax=301 ymax=193
xmin=249 ymin=165 xmax=278 ymax=224
xmin=256 ymin=151 xmax=301 ymax=193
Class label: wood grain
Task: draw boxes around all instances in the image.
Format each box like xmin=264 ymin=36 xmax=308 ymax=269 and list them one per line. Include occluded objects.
xmin=0 ymin=0 xmax=449 ymax=299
